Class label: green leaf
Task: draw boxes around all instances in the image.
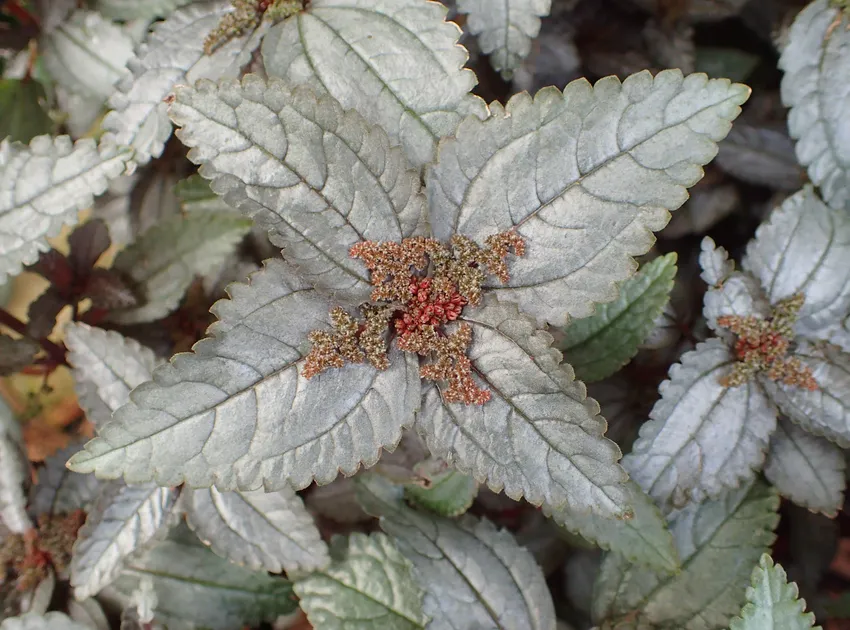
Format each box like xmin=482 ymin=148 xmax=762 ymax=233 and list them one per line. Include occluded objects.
xmin=544 ymin=481 xmax=679 ymax=575
xmin=404 ymin=461 xmax=478 ymax=518
xmin=695 ymin=47 xmax=760 ymax=83
xmin=68 ymin=259 xmax=422 ymax=491
xmin=168 ymin=75 xmax=426 ymax=304
xmin=729 ymin=554 xmax=820 ymax=630
xmin=357 ymin=475 xmax=557 ymax=630
xmin=70 ymin=481 xmax=180 ymax=599
xmin=780 ymin=0 xmax=850 ymax=209
xmin=262 ymin=0 xmax=487 ymax=168
xmin=0 ymin=135 xmax=132 ymax=283
xmin=624 ymin=340 xmax=777 ymax=511
xmin=107 ymin=212 xmax=252 ymax=324
xmin=100 ymin=529 xmax=297 ymax=630
xmin=174 ymin=173 xmax=232 ymax=213
xmin=427 ymin=70 xmax=749 ymax=327
xmin=105 ymin=1 xmax=268 ymax=170
xmin=456 ymin=0 xmax=552 ymax=80
xmin=744 ymin=186 xmax=850 ymax=343
xmin=0 ymin=613 xmax=89 ymax=630
xmin=41 ymin=10 xmax=135 ymax=101
xmin=184 ymin=486 xmax=330 ymax=574
xmin=557 ymin=253 xmax=677 ymax=382
xmin=65 ymin=323 xmax=160 ymax=428
xmin=1 ymin=395 xmax=30 ymax=533
xmin=764 ymin=417 xmax=845 ymax=517
xmin=0 ymin=80 xmax=53 ymax=143
xmin=419 ymin=297 xmax=631 ymax=517
xmin=592 ymin=481 xmax=780 ymax=630
xmin=294 ymin=533 xmax=428 ymax=630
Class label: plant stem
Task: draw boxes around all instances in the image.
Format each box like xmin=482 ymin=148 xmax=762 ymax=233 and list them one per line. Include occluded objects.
xmin=0 ymin=307 xmax=68 ymax=367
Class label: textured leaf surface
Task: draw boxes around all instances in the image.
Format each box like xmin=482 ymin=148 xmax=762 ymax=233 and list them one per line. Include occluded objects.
xmin=66 ymin=323 xmax=159 ymax=429
xmin=295 ymin=533 xmax=427 ymax=630
xmin=558 ymin=253 xmax=677 ymax=382
xmin=716 ymin=124 xmax=804 ymax=190
xmin=108 ymin=212 xmax=252 ymax=324
xmin=729 ymin=554 xmax=819 ymax=630
xmin=101 ymin=530 xmax=296 ymax=630
xmin=41 ymin=10 xmax=134 ymax=101
xmin=624 ymin=340 xmax=777 ymax=511
xmin=97 ymin=0 xmax=193 ymax=19
xmin=699 ymin=236 xmax=734 ymax=287
xmin=185 ymin=485 xmax=329 ymax=574
xmin=71 ymin=481 xmax=179 ymax=599
xmin=262 ymin=0 xmax=487 ymax=168
xmin=30 ymin=444 xmax=101 ymax=517
xmin=702 ymin=271 xmax=770 ymax=335
xmin=1 ymin=396 xmax=30 ymax=533
xmin=0 ymin=613 xmax=89 ymax=630
xmin=780 ymin=0 xmax=850 ymax=209
xmin=169 ymin=75 xmax=425 ymax=303
xmin=69 ymin=259 xmax=421 ymax=490
xmin=105 ymin=1 xmax=267 ymax=168
xmin=765 ymin=417 xmax=845 ymax=519
xmin=762 ymin=343 xmax=850 ymax=448
xmin=544 ymin=481 xmax=679 ymax=575
xmin=744 ymin=186 xmax=850 ymax=341
xmin=457 ymin=0 xmax=552 ymax=79
xmin=0 ymin=80 xmax=53 ymax=144
xmin=0 ymin=136 xmax=132 ymax=283
xmin=592 ymin=481 xmax=780 ymax=630
xmin=418 ymin=297 xmax=630 ymax=517
xmin=404 ymin=463 xmax=478 ymax=518
xmin=427 ymin=70 xmax=749 ymax=326
xmin=357 ymin=475 xmax=556 ymax=630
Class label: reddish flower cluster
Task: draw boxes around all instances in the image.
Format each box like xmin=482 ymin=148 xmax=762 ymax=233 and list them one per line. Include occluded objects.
xmin=302 ymin=232 xmax=525 ymax=405
xmin=716 ymin=294 xmax=818 ymax=391
xmin=394 ymin=279 xmax=466 ymax=337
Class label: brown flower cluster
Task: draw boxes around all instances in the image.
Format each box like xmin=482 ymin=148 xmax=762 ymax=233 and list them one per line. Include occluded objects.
xmin=716 ymin=294 xmax=818 ymax=391
xmin=204 ymin=0 xmax=303 ymax=54
xmin=302 ymin=232 xmax=525 ymax=405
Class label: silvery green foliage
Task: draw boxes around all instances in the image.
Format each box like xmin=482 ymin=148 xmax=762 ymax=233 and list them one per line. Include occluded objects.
xmin=261 ymin=0 xmax=488 ymax=169
xmin=168 ymin=76 xmax=425 ymax=303
xmin=105 ymin=1 xmax=269 ymax=169
xmin=70 ymin=481 xmax=180 ymax=600
xmin=107 ymin=212 xmax=252 ymax=324
xmin=294 ymin=533 xmax=428 ymax=629
xmin=417 ymin=297 xmax=630 ymax=516
xmin=0 ymin=613 xmax=89 ymax=630
xmin=729 ymin=555 xmax=819 ymax=630
xmin=184 ymin=486 xmax=330 ymax=574
xmin=544 ymin=481 xmax=679 ymax=575
xmin=0 ymin=136 xmax=131 ymax=283
xmin=65 ymin=323 xmax=161 ymax=429
xmin=358 ymin=475 xmax=556 ymax=630
xmin=456 ymin=0 xmax=552 ymax=80
xmin=764 ymin=417 xmax=845 ymax=518
xmin=404 ymin=463 xmax=478 ymax=518
xmin=625 ymin=187 xmax=850 ymax=512
xmin=100 ymin=529 xmax=297 ymax=630
xmin=68 ymin=259 xmax=422 ymax=490
xmin=0 ymin=396 xmax=31 ymax=533
xmin=624 ymin=339 xmax=777 ymax=511
xmin=780 ymin=0 xmax=850 ymax=209
xmin=29 ymin=444 xmax=101 ymax=518
xmin=427 ymin=70 xmax=749 ymax=326
xmin=41 ymin=10 xmax=135 ymax=102
xmin=592 ymin=481 xmax=780 ymax=630
xmin=96 ymin=0 xmax=194 ymax=19
xmin=557 ymin=253 xmax=678 ymax=382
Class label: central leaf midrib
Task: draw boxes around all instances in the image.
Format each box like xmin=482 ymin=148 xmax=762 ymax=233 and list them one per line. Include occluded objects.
xmin=316 ymin=571 xmax=426 ymax=627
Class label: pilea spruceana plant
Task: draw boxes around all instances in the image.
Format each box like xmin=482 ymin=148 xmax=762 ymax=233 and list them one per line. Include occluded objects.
xmin=3 ymin=0 xmax=850 ymax=628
